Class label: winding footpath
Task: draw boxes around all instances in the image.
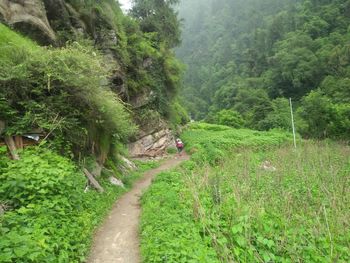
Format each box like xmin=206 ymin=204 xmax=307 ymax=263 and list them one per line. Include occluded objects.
xmin=87 ymin=154 xmax=189 ymax=263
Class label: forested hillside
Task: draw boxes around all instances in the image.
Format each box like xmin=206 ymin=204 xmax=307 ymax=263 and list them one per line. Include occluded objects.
xmin=0 ymin=1 xmax=186 ymax=261
xmin=0 ymin=0 xmax=186 ymax=160
xmin=1 ymin=0 xmax=349 ymax=262
xmin=177 ymin=0 xmax=350 ymax=139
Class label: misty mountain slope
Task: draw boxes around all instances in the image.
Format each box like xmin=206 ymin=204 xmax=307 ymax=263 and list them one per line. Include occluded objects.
xmin=177 ymin=0 xmax=350 ymax=139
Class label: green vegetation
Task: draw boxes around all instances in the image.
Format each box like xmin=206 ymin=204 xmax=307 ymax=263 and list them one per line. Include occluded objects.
xmin=1 ymin=0 xmax=350 ymax=262
xmin=182 ymin=123 xmax=292 ymax=165
xmin=177 ymin=0 xmax=350 ymax=140
xmin=140 ymin=123 xmax=350 ymax=262
xmin=0 ymin=1 xmax=187 ymax=261
xmin=131 ymin=0 xmax=182 ymax=48
xmin=0 ymin=23 xmax=135 ymax=158
xmin=141 ymin=171 xmax=219 ymax=262
xmin=209 ymin=109 xmax=245 ymax=129
xmin=0 ymin=0 xmax=187 ymax=158
xmin=166 ymin=147 xmax=178 ymax=154
xmin=0 ymin=146 xmax=158 ymax=262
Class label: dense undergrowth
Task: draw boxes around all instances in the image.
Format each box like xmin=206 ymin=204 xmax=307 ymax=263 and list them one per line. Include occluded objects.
xmin=140 ymin=123 xmax=350 ymax=262
xmin=0 ymin=0 xmax=188 ymax=159
xmin=0 ymin=146 xmax=157 ymax=262
xmin=0 ymin=24 xmax=135 ymax=158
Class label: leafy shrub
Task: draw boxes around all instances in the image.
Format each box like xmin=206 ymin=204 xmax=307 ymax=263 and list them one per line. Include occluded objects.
xmin=0 ymin=147 xmax=155 ymax=262
xmin=298 ymin=90 xmax=350 ymax=139
xmin=0 ymin=148 xmax=84 ymax=209
xmin=0 ymin=146 xmax=8 ymax=176
xmin=169 ymin=100 xmax=190 ymax=127
xmin=213 ymin=109 xmax=245 ymax=128
xmin=0 ymin=24 xmax=136 ymax=156
xmin=261 ymin=98 xmax=292 ymax=131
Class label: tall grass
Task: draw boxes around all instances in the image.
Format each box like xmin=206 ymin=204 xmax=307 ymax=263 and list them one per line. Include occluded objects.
xmin=140 ymin=123 xmax=349 ymax=262
xmin=185 ymin=141 xmax=350 ymax=262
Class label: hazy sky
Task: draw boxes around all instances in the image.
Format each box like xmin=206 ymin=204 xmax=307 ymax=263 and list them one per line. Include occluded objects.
xmin=119 ymin=0 xmax=132 ymax=11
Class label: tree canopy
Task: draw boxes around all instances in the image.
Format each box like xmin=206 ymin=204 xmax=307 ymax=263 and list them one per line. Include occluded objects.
xmin=177 ymin=0 xmax=350 ymax=139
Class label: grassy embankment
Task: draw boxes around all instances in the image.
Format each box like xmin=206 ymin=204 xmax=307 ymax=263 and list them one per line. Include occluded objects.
xmin=140 ymin=123 xmax=350 ymax=262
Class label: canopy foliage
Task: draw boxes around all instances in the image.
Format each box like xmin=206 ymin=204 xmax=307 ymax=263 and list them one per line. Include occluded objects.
xmin=177 ymin=0 xmax=350 ymax=139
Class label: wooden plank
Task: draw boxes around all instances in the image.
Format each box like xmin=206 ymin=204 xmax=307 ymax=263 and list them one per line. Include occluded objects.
xmin=83 ymin=168 xmax=104 ymax=193
xmin=4 ymin=136 xmax=20 ymax=160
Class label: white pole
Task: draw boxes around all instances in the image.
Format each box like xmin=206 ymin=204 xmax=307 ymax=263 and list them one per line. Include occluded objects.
xmin=289 ymin=98 xmax=297 ymax=149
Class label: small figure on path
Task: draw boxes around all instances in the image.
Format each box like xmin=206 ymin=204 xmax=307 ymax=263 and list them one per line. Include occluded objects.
xmin=175 ymin=138 xmax=184 ymax=156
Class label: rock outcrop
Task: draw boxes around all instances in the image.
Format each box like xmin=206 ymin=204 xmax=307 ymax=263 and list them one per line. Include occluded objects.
xmin=128 ymin=128 xmax=175 ymax=158
xmin=118 ymin=155 xmax=137 ymax=173
xmin=0 ymin=0 xmax=176 ymax=159
xmin=0 ymin=0 xmax=56 ymax=44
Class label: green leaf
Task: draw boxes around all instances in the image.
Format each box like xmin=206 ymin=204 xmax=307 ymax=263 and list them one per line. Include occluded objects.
xmin=231 ymin=224 xmax=243 ymax=234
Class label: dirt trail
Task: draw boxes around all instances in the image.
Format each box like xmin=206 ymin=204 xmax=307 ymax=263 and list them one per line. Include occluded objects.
xmin=87 ymin=154 xmax=189 ymax=263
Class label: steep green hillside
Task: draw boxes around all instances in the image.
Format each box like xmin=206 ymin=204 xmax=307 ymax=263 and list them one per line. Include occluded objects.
xmin=0 ymin=23 xmax=134 ymax=160
xmin=0 ymin=0 xmax=186 ymax=159
xmin=177 ymin=0 xmax=350 ymax=140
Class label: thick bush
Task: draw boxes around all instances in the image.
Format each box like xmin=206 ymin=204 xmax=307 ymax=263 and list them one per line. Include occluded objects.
xmin=213 ymin=109 xmax=245 ymax=128
xmin=298 ymin=90 xmax=350 ymax=139
xmin=0 ymin=24 xmax=136 ymax=156
xmin=169 ymin=100 xmax=190 ymax=127
xmin=0 ymin=147 xmax=155 ymax=262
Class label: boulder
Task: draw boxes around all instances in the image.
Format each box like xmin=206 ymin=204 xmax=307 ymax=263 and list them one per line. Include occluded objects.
xmin=129 ymin=89 xmax=155 ymax=109
xmin=109 ymin=176 xmax=124 ymax=188
xmin=119 ymin=155 xmax=137 ymax=170
xmin=128 ymin=128 xmax=174 ymax=158
xmin=91 ymin=162 xmax=103 ymax=177
xmin=118 ymin=155 xmax=137 ymax=174
xmin=0 ymin=0 xmax=56 ymax=44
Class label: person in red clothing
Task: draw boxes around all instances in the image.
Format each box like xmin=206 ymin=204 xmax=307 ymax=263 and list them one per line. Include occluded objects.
xmin=175 ymin=138 xmax=184 ymax=156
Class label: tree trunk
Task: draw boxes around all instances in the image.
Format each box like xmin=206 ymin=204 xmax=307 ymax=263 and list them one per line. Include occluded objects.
xmin=4 ymin=136 xmax=20 ymax=160
xmin=0 ymin=120 xmax=4 ymax=135
xmin=14 ymin=136 xmax=23 ymax=150
xmin=83 ymin=168 xmax=104 ymax=193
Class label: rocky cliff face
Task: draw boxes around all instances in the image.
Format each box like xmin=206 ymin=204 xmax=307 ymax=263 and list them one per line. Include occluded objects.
xmin=129 ymin=128 xmax=175 ymax=158
xmin=0 ymin=0 xmax=56 ymax=44
xmin=0 ymin=0 xmax=175 ymax=157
